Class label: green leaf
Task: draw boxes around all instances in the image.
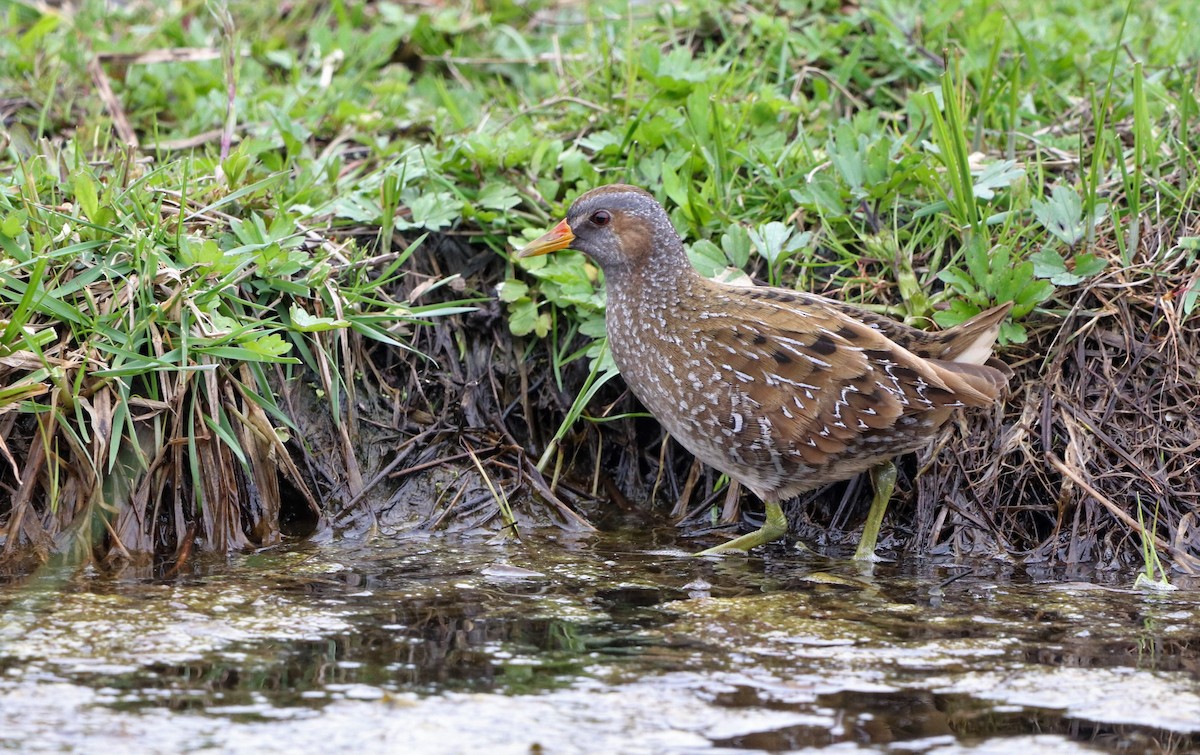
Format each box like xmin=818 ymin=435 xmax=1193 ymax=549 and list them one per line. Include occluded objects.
xmin=972 ymin=159 xmax=1024 ymax=200
xmin=1030 ymin=248 xmax=1106 ymax=286
xmin=932 ymin=299 xmax=981 ymax=328
xmin=661 ymin=161 xmax=688 ymax=211
xmin=720 ymin=225 xmax=751 ymax=268
xmin=1012 ymin=278 xmax=1055 ymax=316
xmin=559 ymin=148 xmax=596 ymax=184
xmin=191 ymin=346 xmax=295 ymax=362
xmin=203 ymin=412 xmax=247 ymax=466
xmin=687 ymin=239 xmax=725 ymax=278
xmin=245 ymin=333 xmax=293 ymax=358
xmin=401 ymin=192 xmax=462 ymax=231
xmin=1 ymin=213 xmax=24 ymax=238
xmin=578 ymin=314 xmax=607 ymax=339
xmin=1000 ymin=321 xmax=1028 ymax=344
xmin=331 ymin=193 xmax=383 ymax=223
xmin=476 ymin=183 xmax=521 ymax=212
xmin=577 ymin=130 xmax=623 ymax=156
xmin=1183 ymin=278 xmax=1199 ymax=316
xmin=744 ymin=220 xmax=792 ymax=265
xmin=1032 ymin=185 xmax=1108 ymax=246
xmin=1030 ymin=248 xmax=1069 ymax=280
xmin=496 ymin=279 xmax=529 ymax=303
xmin=507 ymin=298 xmax=540 ymax=337
xmin=1032 ymin=186 xmax=1082 ymax=244
xmin=289 ymin=305 xmax=350 ymax=332
xmin=828 ymin=122 xmax=867 ymax=197
xmin=1071 ymin=253 xmax=1107 ymax=278
xmin=790 ymin=177 xmax=845 ymax=217
xmin=74 ymin=174 xmax=99 ymax=223
xmin=642 ymin=45 xmax=727 ymax=92
xmin=963 ymin=237 xmax=993 ymax=293
xmin=937 ymin=266 xmax=975 ymax=292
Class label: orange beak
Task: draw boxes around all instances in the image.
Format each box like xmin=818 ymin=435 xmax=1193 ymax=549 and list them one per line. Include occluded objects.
xmin=517 ymin=219 xmax=574 ymax=258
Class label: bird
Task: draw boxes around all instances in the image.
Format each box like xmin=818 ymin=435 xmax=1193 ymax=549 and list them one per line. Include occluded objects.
xmin=518 ymin=184 xmax=1012 ymax=559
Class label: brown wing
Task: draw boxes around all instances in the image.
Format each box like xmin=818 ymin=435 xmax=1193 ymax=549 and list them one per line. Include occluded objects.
xmin=804 ymin=295 xmax=1014 ymax=370
xmin=695 ymin=283 xmax=999 ymax=468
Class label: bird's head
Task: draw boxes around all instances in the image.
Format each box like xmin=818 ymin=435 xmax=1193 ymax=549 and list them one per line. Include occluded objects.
xmin=517 ymin=185 xmax=685 ymax=278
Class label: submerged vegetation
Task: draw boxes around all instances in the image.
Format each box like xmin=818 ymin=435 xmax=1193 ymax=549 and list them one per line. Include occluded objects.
xmin=0 ymin=0 xmax=1197 ymax=574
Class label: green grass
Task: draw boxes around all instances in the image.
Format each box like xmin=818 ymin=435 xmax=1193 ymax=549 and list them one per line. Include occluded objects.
xmin=2 ymin=0 xmax=1199 ymax=564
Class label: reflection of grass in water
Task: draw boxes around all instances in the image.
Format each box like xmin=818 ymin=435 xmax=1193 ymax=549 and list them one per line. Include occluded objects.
xmin=789 ymin=690 xmax=1196 ymax=753
xmin=9 ymin=600 xmax=605 ymax=712
xmin=545 ymin=619 xmax=588 ymax=654
xmin=1134 ymin=495 xmax=1175 ymax=592
xmin=3 ymin=536 xmax=1200 ymax=748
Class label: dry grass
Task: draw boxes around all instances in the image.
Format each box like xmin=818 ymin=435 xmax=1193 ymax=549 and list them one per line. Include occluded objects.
xmin=916 ymin=266 xmax=1200 ymax=573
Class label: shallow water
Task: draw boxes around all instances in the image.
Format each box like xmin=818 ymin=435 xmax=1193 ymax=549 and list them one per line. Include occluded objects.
xmin=1 ymin=530 xmax=1198 ymax=754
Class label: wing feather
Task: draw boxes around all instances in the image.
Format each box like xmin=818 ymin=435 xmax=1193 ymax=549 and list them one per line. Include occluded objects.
xmin=694 ymin=287 xmax=996 ymax=466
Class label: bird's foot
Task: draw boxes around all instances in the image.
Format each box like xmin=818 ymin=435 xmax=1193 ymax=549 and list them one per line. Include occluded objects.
xmin=852 ymin=549 xmax=884 ymax=565
xmin=694 ymin=501 xmax=787 ymax=556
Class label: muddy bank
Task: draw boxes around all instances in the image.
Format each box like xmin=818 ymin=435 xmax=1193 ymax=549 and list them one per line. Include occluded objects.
xmin=289 ymin=232 xmax=1200 ymax=574
xmin=2 ymin=231 xmax=1197 ymax=575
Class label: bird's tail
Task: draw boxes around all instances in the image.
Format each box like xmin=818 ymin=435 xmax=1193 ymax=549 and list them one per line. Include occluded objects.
xmin=927 ymin=302 xmax=1014 ymax=373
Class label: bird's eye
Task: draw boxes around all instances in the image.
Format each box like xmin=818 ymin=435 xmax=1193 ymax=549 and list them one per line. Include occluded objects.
xmin=589 ymin=210 xmax=612 ymax=226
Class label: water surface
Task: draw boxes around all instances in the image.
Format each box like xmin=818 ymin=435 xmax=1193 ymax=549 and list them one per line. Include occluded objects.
xmin=1 ymin=530 xmax=1197 ymax=753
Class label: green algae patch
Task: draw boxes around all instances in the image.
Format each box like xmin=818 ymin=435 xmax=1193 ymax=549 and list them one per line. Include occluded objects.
xmin=663 ymin=590 xmax=1019 ymax=688
xmin=666 ymin=591 xmax=881 ymax=646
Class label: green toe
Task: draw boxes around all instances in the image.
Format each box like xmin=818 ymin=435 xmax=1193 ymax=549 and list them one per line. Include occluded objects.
xmin=695 ymin=500 xmax=788 ymax=556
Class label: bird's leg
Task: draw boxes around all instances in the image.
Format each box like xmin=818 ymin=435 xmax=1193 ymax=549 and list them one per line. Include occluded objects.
xmin=853 ymin=461 xmax=897 ymax=561
xmin=695 ymin=498 xmax=788 ymax=556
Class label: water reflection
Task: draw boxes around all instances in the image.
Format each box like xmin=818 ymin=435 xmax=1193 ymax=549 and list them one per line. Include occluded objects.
xmin=0 ymin=532 xmax=1197 ymax=753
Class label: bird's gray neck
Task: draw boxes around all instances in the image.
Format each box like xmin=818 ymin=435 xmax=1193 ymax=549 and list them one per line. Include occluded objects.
xmin=604 ymin=244 xmax=694 ymax=316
